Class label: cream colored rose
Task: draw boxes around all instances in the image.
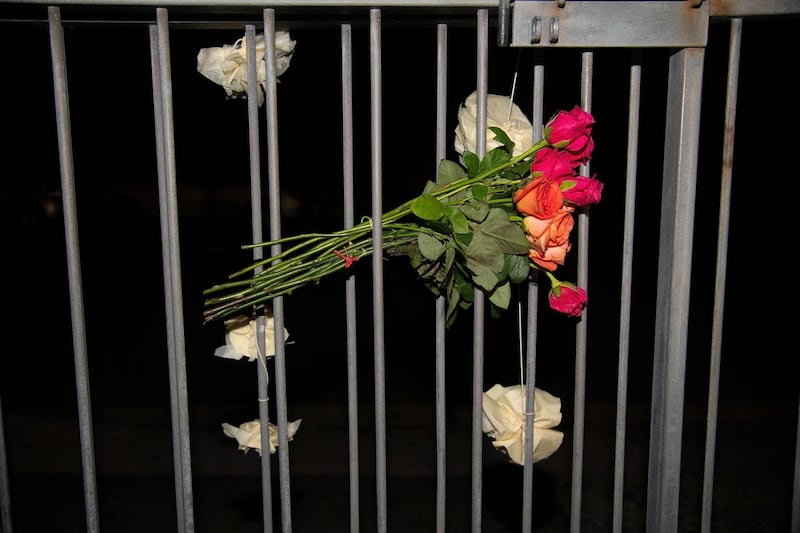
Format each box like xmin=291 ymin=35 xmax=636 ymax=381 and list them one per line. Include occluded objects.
xmin=222 ymin=418 xmax=302 ymax=455
xmin=197 ymin=31 xmax=296 ymax=106
xmin=213 ymin=315 xmax=289 ymax=362
xmin=481 ymin=383 xmax=564 ymax=465
xmin=454 ymin=91 xmax=534 ymax=158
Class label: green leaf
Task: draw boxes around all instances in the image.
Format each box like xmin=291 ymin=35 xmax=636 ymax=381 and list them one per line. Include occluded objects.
xmin=507 ymin=254 xmax=531 ymax=284
xmin=471 ymin=183 xmax=488 ymax=201
xmin=444 ymin=245 xmax=456 ymax=273
xmin=445 ymin=207 xmax=470 ymax=234
xmin=560 ymin=179 xmax=576 ymax=191
xmin=459 ymin=200 xmax=490 ymax=222
xmin=478 ymin=148 xmax=511 ymax=175
xmin=422 ymin=179 xmax=439 ymax=194
xmin=489 ymin=126 xmax=515 ymax=154
xmin=454 ymin=271 xmax=475 ymax=303
xmin=474 ymin=210 xmax=530 ymax=255
xmin=465 ymin=232 xmax=504 ymax=293
xmin=488 ymin=280 xmax=511 ymax=310
xmin=463 ymin=151 xmax=480 ymax=177
xmin=455 ymin=231 xmax=473 ymax=247
xmin=438 ymin=159 xmax=467 ymax=185
xmin=418 ymin=232 xmax=445 ymax=261
xmin=469 ymin=262 xmax=500 ymax=292
xmin=411 ymin=194 xmax=445 ymax=221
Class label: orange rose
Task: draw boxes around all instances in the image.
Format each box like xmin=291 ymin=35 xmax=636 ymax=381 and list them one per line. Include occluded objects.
xmin=514 ymin=175 xmax=563 ymax=219
xmin=523 ymin=209 xmax=574 ymax=271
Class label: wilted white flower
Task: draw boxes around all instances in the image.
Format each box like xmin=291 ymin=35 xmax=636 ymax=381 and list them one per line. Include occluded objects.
xmin=214 ymin=315 xmax=289 ymax=362
xmin=197 ymin=31 xmax=296 ymax=106
xmin=221 ymin=418 xmax=302 ymax=455
xmin=481 ymin=383 xmax=564 ymax=465
xmin=454 ymin=90 xmax=534 ymax=158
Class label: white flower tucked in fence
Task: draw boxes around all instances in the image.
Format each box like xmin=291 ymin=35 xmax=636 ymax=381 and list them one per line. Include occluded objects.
xmin=454 ymin=90 xmax=534 ymax=158
xmin=481 ymin=383 xmax=564 ymax=465
xmin=222 ymin=419 xmax=302 ymax=455
xmin=197 ymin=31 xmax=296 ymax=106
xmin=213 ymin=315 xmax=289 ymax=361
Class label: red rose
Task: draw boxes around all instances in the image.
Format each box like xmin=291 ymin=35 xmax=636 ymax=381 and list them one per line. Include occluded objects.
xmin=545 ymin=106 xmax=595 ymax=163
xmin=548 ymin=282 xmax=587 ymax=317
xmin=530 ymin=146 xmax=577 ymax=181
xmin=558 ymin=174 xmax=604 ymax=207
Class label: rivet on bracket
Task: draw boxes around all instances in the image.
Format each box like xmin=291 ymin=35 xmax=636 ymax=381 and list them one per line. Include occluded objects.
xmin=549 ymin=16 xmax=559 ymax=43
xmin=557 ymin=0 xmax=566 ymax=7
xmin=531 ymin=16 xmax=542 ymax=43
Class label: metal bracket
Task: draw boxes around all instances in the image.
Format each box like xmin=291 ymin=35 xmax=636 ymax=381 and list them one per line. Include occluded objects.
xmin=510 ymin=1 xmax=709 ymax=48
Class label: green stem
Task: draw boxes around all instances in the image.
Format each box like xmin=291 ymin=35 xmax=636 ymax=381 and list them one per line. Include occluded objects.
xmin=204 ymin=137 xmax=553 ymax=322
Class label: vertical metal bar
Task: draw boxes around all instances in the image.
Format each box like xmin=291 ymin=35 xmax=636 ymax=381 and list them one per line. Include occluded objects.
xmin=471 ymin=10 xmax=489 ymax=533
xmin=434 ymin=22 xmax=448 ymax=533
xmin=155 ymin=9 xmax=195 ymax=533
xmin=0 ymin=394 xmax=13 ymax=533
xmin=612 ymin=52 xmax=642 ymax=533
xmin=646 ymin=46 xmax=705 ymax=533
xmin=700 ymin=18 xmax=741 ymax=533
xmin=570 ymin=50 xmax=593 ymax=533
xmin=521 ymin=56 xmax=544 ymax=533
xmin=340 ymin=22 xmax=361 ymax=533
xmin=369 ymin=9 xmax=388 ymax=533
xmin=262 ymin=11 xmax=293 ymax=533
xmin=793 ymin=396 xmax=800 ymax=533
xmin=496 ymin=0 xmax=510 ymax=46
xmin=148 ymin=23 xmax=187 ymax=533
xmin=241 ymin=23 xmax=275 ymax=533
xmin=47 ymin=8 xmax=99 ymax=533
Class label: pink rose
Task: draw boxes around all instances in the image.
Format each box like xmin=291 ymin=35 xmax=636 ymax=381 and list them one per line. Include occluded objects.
xmin=514 ymin=175 xmax=563 ymax=219
xmin=558 ymin=174 xmax=604 ymax=207
xmin=530 ymin=147 xmax=577 ymax=181
xmin=549 ymin=282 xmax=587 ymax=317
xmin=545 ymin=106 xmax=595 ymax=163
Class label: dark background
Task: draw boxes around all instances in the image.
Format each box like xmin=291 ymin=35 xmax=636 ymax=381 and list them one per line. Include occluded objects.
xmin=0 ymin=6 xmax=798 ymax=532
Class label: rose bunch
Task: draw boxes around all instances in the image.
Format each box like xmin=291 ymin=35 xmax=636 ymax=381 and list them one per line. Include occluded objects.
xmin=203 ymin=100 xmax=602 ymax=326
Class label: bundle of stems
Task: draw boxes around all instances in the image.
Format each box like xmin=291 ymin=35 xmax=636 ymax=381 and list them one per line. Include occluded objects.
xmin=202 ymin=138 xmax=548 ymax=324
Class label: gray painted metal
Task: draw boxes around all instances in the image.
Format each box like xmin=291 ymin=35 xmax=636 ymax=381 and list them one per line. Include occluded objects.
xmin=0 ymin=395 xmax=10 ymax=533
xmin=435 ymin=22 xmax=448 ymax=533
xmin=700 ymin=18 xmax=740 ymax=533
xmin=241 ymin=22 xmax=276 ymax=533
xmin=369 ymin=10 xmax=389 ymax=533
xmin=470 ymin=12 xmax=489 ymax=533
xmin=794 ymin=399 xmax=800 ymax=533
xmin=0 ymin=0 xmax=498 ymax=5
xmin=261 ymin=11 xmax=294 ymax=533
xmin=521 ymin=59 xmax=544 ymax=533
xmin=612 ymin=54 xmax=641 ymax=533
xmin=48 ymin=8 xmax=100 ymax=533
xmin=339 ymin=23 xmax=361 ymax=533
xmin=511 ymin=1 xmax=710 ymax=48
xmin=570 ymin=50 xmax=593 ymax=533
xmin=154 ymin=9 xmax=196 ymax=532
xmin=0 ymin=4 xmax=796 ymax=533
xmin=646 ymin=46 xmax=705 ymax=533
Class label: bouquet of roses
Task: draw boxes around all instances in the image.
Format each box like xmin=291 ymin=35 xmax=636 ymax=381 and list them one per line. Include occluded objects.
xmin=203 ymin=97 xmax=602 ymax=326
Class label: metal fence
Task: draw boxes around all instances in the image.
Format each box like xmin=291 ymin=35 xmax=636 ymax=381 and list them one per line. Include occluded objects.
xmin=0 ymin=1 xmax=798 ymax=532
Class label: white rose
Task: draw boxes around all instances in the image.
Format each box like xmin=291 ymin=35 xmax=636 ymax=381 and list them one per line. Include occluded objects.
xmin=197 ymin=31 xmax=296 ymax=106
xmin=454 ymin=91 xmax=534 ymax=158
xmin=213 ymin=315 xmax=289 ymax=362
xmin=222 ymin=418 xmax=302 ymax=455
xmin=481 ymin=383 xmax=564 ymax=465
